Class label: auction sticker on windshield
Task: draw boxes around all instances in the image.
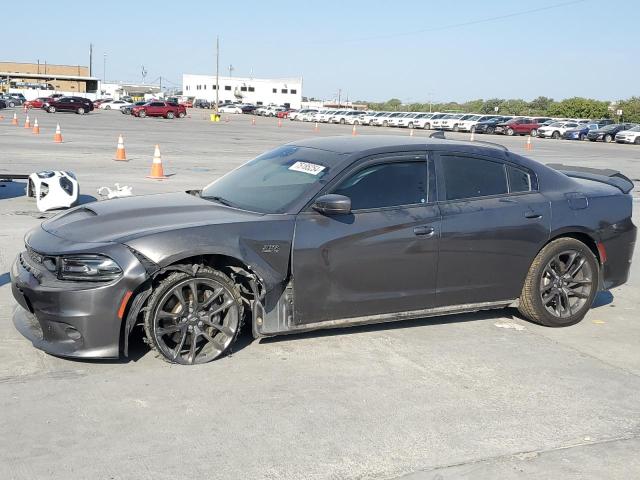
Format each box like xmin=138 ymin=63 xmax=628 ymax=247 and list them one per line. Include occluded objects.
xmin=289 ymin=161 xmax=326 ymax=176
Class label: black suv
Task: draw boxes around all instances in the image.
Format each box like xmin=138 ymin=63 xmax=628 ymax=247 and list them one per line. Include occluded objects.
xmin=44 ymin=97 xmax=94 ymax=115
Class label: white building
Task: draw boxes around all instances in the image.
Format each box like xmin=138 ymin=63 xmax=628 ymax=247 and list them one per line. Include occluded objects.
xmin=182 ymin=74 xmax=302 ymax=109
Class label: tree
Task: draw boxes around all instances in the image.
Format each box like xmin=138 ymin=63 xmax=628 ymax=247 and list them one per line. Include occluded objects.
xmin=478 ymin=98 xmax=502 ymax=114
xmin=528 ymin=96 xmax=554 ymax=114
xmin=502 ymin=99 xmax=529 ymax=115
xmin=548 ymin=97 xmax=609 ymax=119
xmin=615 ymin=97 xmax=640 ymax=123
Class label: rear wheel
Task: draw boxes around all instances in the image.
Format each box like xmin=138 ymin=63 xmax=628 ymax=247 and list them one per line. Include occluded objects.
xmin=518 ymin=238 xmax=598 ymax=327
xmin=604 ymin=134 xmax=613 ymax=143
xmin=339 ymin=118 xmax=345 ymax=124
xmin=144 ymin=267 xmax=243 ymax=365
xmin=530 ymin=129 xmax=538 ymax=137
xmin=579 ymin=133 xmax=587 ymax=141
xmin=635 ymin=137 xmax=640 ymax=145
xmin=383 ymin=120 xmax=389 ymax=127
xmin=166 ymin=111 xmax=175 ymax=119
xmin=506 ymin=127 xmax=514 ymax=136
xmin=77 ymin=107 xmax=85 ymax=115
xmin=487 ymin=126 xmax=495 ymax=134
xmin=48 ymin=106 xmax=56 ymax=113
xmin=178 ymin=111 xmax=186 ymax=118
xmin=453 ymin=125 xmax=459 ymax=132
xmin=105 ymin=105 xmax=111 ymax=110
xmin=408 ymin=122 xmax=415 ymax=129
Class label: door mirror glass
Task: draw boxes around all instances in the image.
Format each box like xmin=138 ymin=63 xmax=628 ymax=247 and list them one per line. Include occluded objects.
xmin=313 ymin=194 xmax=351 ymax=215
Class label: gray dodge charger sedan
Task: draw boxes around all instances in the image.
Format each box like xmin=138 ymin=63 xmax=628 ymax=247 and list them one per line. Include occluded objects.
xmin=11 ymin=135 xmax=636 ymax=364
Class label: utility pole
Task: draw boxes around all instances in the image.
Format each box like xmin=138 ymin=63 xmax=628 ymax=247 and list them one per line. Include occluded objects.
xmin=337 ymin=88 xmax=341 ymax=107
xmin=103 ymin=53 xmax=107 ymax=83
xmin=89 ymin=43 xmax=93 ymax=76
xmin=215 ymin=36 xmax=219 ymax=113
xmin=159 ymin=76 xmax=162 ymax=92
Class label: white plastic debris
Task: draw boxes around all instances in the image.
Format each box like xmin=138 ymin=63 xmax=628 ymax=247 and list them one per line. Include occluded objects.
xmin=97 ymin=183 xmax=133 ymax=199
xmin=494 ymin=322 xmax=525 ymax=331
xmin=27 ymin=171 xmax=79 ymax=212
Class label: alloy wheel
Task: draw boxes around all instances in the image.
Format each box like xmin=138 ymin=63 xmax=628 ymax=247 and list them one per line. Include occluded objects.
xmin=151 ymin=277 xmax=240 ymax=364
xmin=539 ymin=250 xmax=594 ymax=319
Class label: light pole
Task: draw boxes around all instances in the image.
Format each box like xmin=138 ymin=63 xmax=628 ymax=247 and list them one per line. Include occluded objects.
xmin=103 ymin=53 xmax=107 ymax=83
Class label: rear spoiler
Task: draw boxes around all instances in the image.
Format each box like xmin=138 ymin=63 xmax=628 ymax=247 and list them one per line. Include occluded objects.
xmin=547 ymin=164 xmax=634 ymax=194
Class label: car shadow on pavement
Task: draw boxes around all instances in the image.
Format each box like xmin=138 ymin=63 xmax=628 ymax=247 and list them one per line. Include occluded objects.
xmin=0 ymin=180 xmax=26 ymax=199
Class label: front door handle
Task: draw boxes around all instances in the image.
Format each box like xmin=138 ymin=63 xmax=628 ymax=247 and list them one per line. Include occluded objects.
xmin=524 ymin=212 xmax=543 ymax=219
xmin=413 ymin=226 xmax=435 ymax=237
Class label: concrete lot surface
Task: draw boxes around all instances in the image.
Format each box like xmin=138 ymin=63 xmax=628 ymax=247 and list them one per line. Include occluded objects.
xmin=1 ymin=109 xmax=639 ymax=479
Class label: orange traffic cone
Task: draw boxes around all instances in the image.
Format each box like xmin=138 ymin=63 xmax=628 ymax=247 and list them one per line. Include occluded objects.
xmin=352 ymin=124 xmax=357 ymax=136
xmin=525 ymin=135 xmax=533 ymax=151
xmin=11 ymin=113 xmax=18 ymax=125
xmin=54 ymin=124 xmax=63 ymax=143
xmin=277 ymin=118 xmax=282 ymax=128
xmin=32 ymin=118 xmax=40 ymax=135
xmin=114 ymin=134 xmax=127 ymax=161
xmin=24 ymin=115 xmax=31 ymax=129
xmin=147 ymin=145 xmax=168 ymax=179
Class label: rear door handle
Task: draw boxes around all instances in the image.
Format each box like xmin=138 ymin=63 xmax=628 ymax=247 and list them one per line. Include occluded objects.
xmin=413 ymin=226 xmax=435 ymax=237
xmin=524 ymin=212 xmax=542 ymax=219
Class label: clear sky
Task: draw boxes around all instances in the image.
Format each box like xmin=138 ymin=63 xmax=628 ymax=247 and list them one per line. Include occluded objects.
xmin=6 ymin=0 xmax=637 ymax=103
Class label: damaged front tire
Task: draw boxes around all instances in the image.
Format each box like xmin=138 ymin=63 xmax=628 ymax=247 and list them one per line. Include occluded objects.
xmin=143 ymin=266 xmax=243 ymax=364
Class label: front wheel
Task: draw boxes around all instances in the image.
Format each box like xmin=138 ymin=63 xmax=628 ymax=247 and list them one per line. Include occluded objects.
xmin=138 ymin=110 xmax=147 ymax=118
xmin=408 ymin=122 xmax=414 ymax=129
xmin=530 ymin=129 xmax=538 ymax=137
xmin=635 ymin=137 xmax=640 ymax=145
xmin=105 ymin=105 xmax=111 ymax=110
xmin=579 ymin=133 xmax=587 ymax=141
xmin=48 ymin=106 xmax=56 ymax=113
xmin=144 ymin=266 xmax=244 ymax=365
xmin=518 ymin=238 xmax=598 ymax=327
xmin=551 ymin=131 xmax=560 ymax=139
xmin=452 ymin=125 xmax=459 ymax=132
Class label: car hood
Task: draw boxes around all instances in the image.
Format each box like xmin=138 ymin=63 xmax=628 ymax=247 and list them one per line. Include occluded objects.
xmin=41 ymin=192 xmax=264 ymax=244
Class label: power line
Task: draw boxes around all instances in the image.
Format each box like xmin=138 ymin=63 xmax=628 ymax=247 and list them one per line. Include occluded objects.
xmin=313 ymin=0 xmax=589 ymax=44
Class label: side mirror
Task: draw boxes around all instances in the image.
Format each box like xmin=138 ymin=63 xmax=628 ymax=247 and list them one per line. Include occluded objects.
xmin=313 ymin=194 xmax=351 ymax=215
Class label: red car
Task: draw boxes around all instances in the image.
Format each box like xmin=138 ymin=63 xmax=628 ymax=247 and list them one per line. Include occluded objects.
xmin=131 ymin=101 xmax=187 ymax=119
xmin=277 ymin=109 xmax=296 ymax=119
xmin=495 ymin=117 xmax=551 ymax=136
xmin=24 ymin=97 xmax=51 ymax=109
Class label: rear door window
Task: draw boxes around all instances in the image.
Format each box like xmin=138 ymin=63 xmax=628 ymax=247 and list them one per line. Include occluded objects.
xmin=438 ymin=155 xmax=508 ymax=201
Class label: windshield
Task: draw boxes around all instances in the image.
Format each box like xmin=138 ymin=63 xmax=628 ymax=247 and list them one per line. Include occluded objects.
xmin=201 ymin=146 xmax=340 ymax=214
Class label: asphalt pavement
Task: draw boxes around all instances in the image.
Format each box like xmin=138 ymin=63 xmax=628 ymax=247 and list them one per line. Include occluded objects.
xmin=1 ymin=108 xmax=639 ymax=479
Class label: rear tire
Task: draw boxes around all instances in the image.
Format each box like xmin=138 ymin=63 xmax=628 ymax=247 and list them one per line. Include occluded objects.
xmin=604 ymin=134 xmax=613 ymax=143
xmin=635 ymin=137 xmax=640 ymax=145
xmin=530 ymin=129 xmax=538 ymax=137
xmin=166 ymin=111 xmax=175 ymax=119
xmin=579 ymin=133 xmax=587 ymax=141
xmin=506 ymin=128 xmax=514 ymax=136
xmin=178 ymin=111 xmax=186 ymax=118
xmin=48 ymin=106 xmax=56 ymax=113
xmin=77 ymin=107 xmax=85 ymax=115
xmin=105 ymin=105 xmax=111 ymax=110
xmin=518 ymin=238 xmax=598 ymax=327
